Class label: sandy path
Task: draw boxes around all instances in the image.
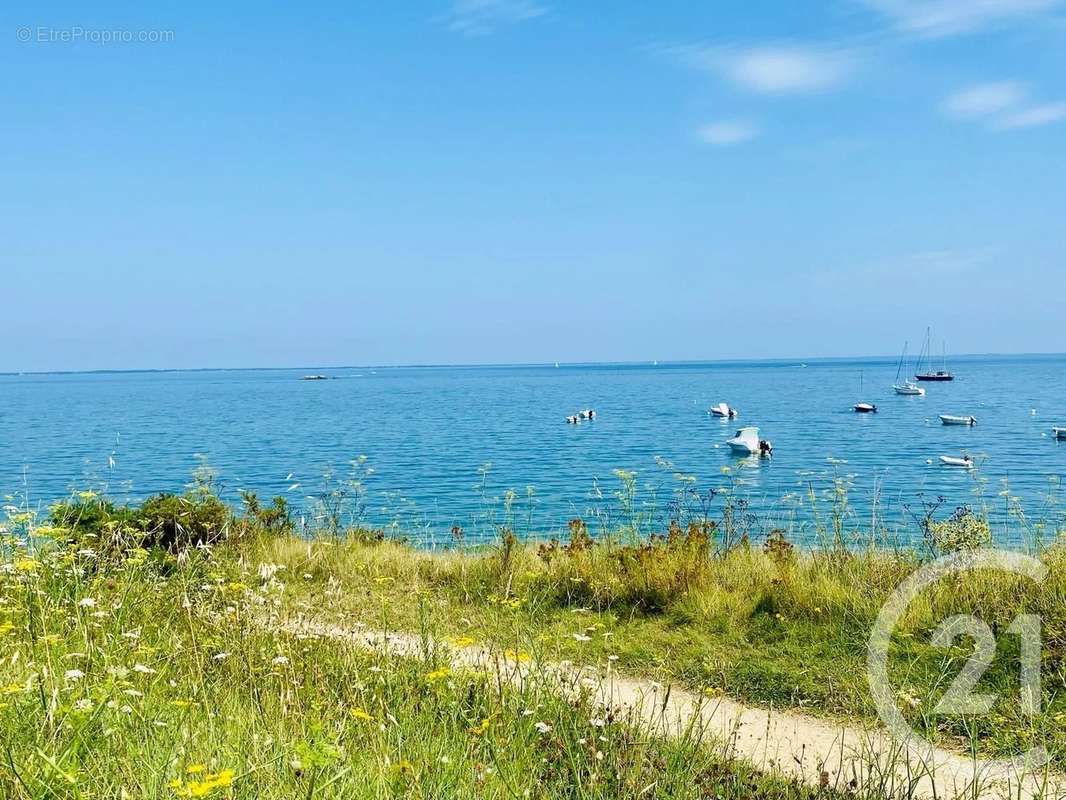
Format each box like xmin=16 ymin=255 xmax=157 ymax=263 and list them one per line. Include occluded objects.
xmin=279 ymin=614 xmax=1065 ymax=800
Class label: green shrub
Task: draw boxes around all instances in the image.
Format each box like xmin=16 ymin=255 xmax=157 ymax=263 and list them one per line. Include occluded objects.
xmin=137 ymin=491 xmax=232 ymax=551
xmin=536 ymin=520 xmax=714 ymax=612
xmin=925 ymin=506 xmax=991 ymax=555
xmin=50 ymin=496 xmax=137 ymax=540
xmin=50 ymin=490 xmax=233 ymax=554
xmin=240 ymin=491 xmax=293 ymax=533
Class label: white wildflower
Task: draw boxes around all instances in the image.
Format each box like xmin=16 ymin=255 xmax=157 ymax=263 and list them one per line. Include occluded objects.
xmin=534 ymin=721 xmax=552 ymax=734
xmin=64 ymin=669 xmax=85 ymax=681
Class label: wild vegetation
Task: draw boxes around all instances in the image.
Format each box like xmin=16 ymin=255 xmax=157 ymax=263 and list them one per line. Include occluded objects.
xmin=1 ymin=477 xmax=1064 ymax=796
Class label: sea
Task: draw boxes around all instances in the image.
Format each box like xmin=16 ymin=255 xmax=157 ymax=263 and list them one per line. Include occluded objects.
xmin=2 ymin=355 xmax=1064 ymax=549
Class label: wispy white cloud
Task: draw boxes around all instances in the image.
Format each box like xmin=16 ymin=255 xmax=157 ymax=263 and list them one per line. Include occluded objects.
xmin=941 ymin=81 xmax=1027 ymax=117
xmin=697 ymin=120 xmax=759 ymax=146
xmin=995 ymin=102 xmax=1066 ymax=128
xmin=858 ymin=0 xmax=1063 ymax=38
xmin=941 ymin=81 xmax=1066 ymax=130
xmin=677 ymin=44 xmax=854 ymax=95
xmin=440 ymin=0 xmax=546 ymax=36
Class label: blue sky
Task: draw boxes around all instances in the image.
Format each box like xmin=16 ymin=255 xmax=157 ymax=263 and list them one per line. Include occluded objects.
xmin=2 ymin=1 xmax=1064 ymax=371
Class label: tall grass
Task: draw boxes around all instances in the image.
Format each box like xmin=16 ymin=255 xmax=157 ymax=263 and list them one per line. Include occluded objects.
xmin=2 ymin=475 xmax=1064 ymax=795
xmin=0 ymin=513 xmax=853 ymax=798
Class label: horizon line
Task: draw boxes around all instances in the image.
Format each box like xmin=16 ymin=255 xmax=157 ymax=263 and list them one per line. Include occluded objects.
xmin=3 ymin=349 xmax=1065 ymax=378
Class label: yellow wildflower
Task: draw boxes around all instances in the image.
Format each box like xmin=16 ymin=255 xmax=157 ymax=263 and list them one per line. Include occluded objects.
xmin=425 ymin=667 xmax=450 ymax=683
xmin=450 ymin=635 xmax=476 ymax=648
xmin=390 ymin=759 xmax=415 ymax=778
xmin=504 ymin=649 xmax=531 ymax=663
xmin=351 ymin=707 xmax=374 ymax=722
xmin=170 ymin=768 xmax=235 ymax=797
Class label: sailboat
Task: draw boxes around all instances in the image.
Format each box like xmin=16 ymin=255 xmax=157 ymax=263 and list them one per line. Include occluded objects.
xmin=854 ymin=371 xmax=877 ymax=413
xmin=892 ymin=341 xmax=925 ymax=395
xmin=915 ymin=327 xmax=954 ymax=381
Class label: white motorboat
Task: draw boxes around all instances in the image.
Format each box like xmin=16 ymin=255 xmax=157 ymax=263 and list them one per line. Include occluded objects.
xmin=892 ymin=341 xmax=925 ymax=395
xmin=1054 ymin=427 xmax=1066 ymax=440
xmin=940 ymin=414 xmax=977 ymax=426
xmin=940 ymin=454 xmax=974 ymax=467
xmin=726 ymin=426 xmax=771 ymax=456
xmin=710 ymin=402 xmax=738 ymax=418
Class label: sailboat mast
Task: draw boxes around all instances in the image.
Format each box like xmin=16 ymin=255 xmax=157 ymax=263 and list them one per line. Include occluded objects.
xmin=894 ymin=342 xmax=907 ymax=383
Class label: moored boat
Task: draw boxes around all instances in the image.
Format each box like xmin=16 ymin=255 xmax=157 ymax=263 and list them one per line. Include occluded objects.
xmin=1054 ymin=427 xmax=1066 ymax=440
xmin=892 ymin=341 xmax=926 ymax=395
xmin=940 ymin=454 xmax=974 ymax=467
xmin=916 ymin=370 xmax=954 ymax=382
xmin=853 ymin=371 xmax=876 ymax=413
xmin=710 ymin=402 xmax=738 ymax=418
xmin=894 ymin=382 xmax=925 ymax=395
xmin=726 ymin=426 xmax=772 ymax=456
xmin=914 ymin=327 xmax=953 ymax=381
xmin=940 ymin=414 xmax=977 ymax=426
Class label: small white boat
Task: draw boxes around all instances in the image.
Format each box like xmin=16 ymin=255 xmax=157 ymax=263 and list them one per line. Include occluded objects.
xmin=301 ymin=374 xmax=328 ymax=380
xmin=710 ymin=402 xmax=738 ymax=418
xmin=894 ymin=382 xmax=925 ymax=396
xmin=726 ymin=427 xmax=772 ymax=456
xmin=940 ymin=414 xmax=977 ymax=426
xmin=726 ymin=426 xmax=759 ymax=454
xmin=853 ymin=371 xmax=877 ymax=413
xmin=940 ymin=454 xmax=974 ymax=468
xmin=892 ymin=343 xmax=925 ymax=395
xmin=1054 ymin=427 xmax=1066 ymax=440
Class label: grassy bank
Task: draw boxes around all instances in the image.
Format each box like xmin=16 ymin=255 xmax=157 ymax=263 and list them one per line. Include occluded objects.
xmin=252 ymin=523 xmax=1066 ymax=764
xmin=2 ymin=486 xmax=1064 ymax=795
xmin=0 ymin=505 xmax=839 ymax=798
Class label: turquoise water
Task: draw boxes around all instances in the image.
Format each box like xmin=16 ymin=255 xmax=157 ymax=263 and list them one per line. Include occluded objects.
xmin=2 ymin=355 xmax=1064 ymax=547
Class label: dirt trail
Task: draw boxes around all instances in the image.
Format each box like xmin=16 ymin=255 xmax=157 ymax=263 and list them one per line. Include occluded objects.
xmin=281 ymin=615 xmax=1065 ymax=800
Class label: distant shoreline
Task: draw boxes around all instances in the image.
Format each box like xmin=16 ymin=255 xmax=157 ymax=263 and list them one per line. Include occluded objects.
xmin=3 ymin=350 xmax=1065 ymax=378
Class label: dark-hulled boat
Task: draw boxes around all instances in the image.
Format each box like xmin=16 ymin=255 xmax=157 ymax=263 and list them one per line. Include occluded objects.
xmin=914 ymin=327 xmax=954 ymax=381
xmin=916 ymin=370 xmax=954 ymax=382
